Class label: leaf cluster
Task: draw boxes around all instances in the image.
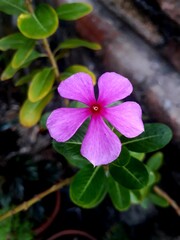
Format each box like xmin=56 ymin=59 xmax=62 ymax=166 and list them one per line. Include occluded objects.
xmin=53 ymin=122 xmax=172 ymax=211
xmin=0 ymin=0 xmax=101 ymax=127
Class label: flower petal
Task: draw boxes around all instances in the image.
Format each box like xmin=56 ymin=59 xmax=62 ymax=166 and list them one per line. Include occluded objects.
xmin=97 ymin=72 xmax=133 ymax=105
xmin=58 ymin=72 xmax=95 ymax=105
xmin=103 ymin=101 xmax=144 ymax=138
xmin=81 ymin=116 xmax=121 ymax=166
xmin=47 ymin=108 xmax=90 ymax=142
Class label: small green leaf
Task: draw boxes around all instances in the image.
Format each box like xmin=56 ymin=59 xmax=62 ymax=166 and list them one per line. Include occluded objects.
xmin=108 ymin=175 xmax=130 ymax=211
xmin=0 ymin=33 xmax=30 ymax=51
xmin=56 ymin=2 xmax=92 ymax=20
xmin=146 ymin=152 xmax=163 ymax=171
xmin=70 ymin=165 xmax=107 ymax=208
xmin=19 ymin=93 xmax=53 ymax=127
xmin=110 ymin=157 xmax=149 ymax=189
xmin=149 ymin=192 xmax=169 ymax=207
xmin=28 ymin=68 xmax=55 ymax=102
xmin=129 ymin=151 xmax=145 ymax=161
xmin=58 ymin=38 xmax=101 ymax=51
xmin=1 ymin=62 xmax=18 ymax=81
xmin=0 ymin=0 xmax=27 ymax=15
xmin=12 ymin=41 xmax=35 ymax=69
xmin=61 ymin=64 xmax=96 ymax=85
xmin=52 ymin=122 xmax=89 ymax=168
xmin=122 ymin=123 xmax=173 ymax=153
xmin=18 ymin=4 xmax=58 ymax=39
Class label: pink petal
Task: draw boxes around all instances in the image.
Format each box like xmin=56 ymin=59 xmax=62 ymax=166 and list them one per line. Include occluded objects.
xmin=97 ymin=72 xmax=133 ymax=106
xmin=81 ymin=116 xmax=121 ymax=166
xmin=103 ymin=101 xmax=144 ymax=138
xmin=47 ymin=108 xmax=90 ymax=142
xmin=58 ymin=73 xmax=95 ymax=105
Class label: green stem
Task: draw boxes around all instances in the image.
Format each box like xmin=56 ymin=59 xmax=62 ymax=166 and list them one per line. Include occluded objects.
xmin=0 ymin=177 xmax=72 ymax=222
xmin=42 ymin=38 xmax=60 ymax=80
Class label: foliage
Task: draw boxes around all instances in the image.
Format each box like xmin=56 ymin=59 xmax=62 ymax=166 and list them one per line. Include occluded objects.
xmin=54 ymin=123 xmax=172 ymax=209
xmin=0 ymin=208 xmax=33 ymax=240
xmin=0 ymin=0 xmax=100 ymax=127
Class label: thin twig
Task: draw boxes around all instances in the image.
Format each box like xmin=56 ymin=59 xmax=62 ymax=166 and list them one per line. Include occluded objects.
xmin=42 ymin=38 xmax=60 ymax=80
xmin=153 ymin=185 xmax=180 ymax=216
xmin=0 ymin=178 xmax=72 ymax=222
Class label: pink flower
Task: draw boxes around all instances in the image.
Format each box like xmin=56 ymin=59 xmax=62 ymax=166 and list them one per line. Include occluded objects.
xmin=47 ymin=72 xmax=144 ymax=166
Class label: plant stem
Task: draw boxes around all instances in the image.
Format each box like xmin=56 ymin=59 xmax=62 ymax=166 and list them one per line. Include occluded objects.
xmin=25 ymin=0 xmax=34 ymax=13
xmin=42 ymin=38 xmax=60 ymax=80
xmin=0 ymin=178 xmax=72 ymax=222
xmin=153 ymin=186 xmax=180 ymax=216
xmin=25 ymin=0 xmax=60 ymax=80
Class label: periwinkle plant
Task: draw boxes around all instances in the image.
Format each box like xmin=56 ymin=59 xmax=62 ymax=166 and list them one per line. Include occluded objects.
xmin=0 ymin=0 xmax=175 ymax=229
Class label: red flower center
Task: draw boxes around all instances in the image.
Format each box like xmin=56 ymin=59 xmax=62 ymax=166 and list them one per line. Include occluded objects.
xmin=91 ymin=104 xmax=101 ymax=114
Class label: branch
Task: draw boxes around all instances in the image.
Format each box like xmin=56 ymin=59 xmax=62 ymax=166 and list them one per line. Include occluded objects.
xmin=0 ymin=178 xmax=72 ymax=222
xmin=42 ymin=38 xmax=60 ymax=80
xmin=153 ymin=185 xmax=180 ymax=216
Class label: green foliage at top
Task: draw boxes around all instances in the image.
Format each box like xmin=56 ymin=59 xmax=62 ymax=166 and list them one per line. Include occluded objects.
xmin=0 ymin=0 xmax=27 ymax=15
xmin=56 ymin=2 xmax=93 ymax=20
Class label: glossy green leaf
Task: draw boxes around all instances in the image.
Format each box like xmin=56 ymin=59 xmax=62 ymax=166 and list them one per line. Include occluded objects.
xmin=61 ymin=65 xmax=96 ymax=85
xmin=110 ymin=157 xmax=149 ymax=189
xmin=56 ymin=2 xmax=92 ymax=20
xmin=149 ymin=193 xmax=169 ymax=207
xmin=19 ymin=93 xmax=53 ymax=127
xmin=130 ymin=190 xmax=142 ymax=204
xmin=111 ymin=147 xmax=130 ymax=167
xmin=0 ymin=0 xmax=27 ymax=15
xmin=53 ymin=122 xmax=89 ymax=168
xmin=70 ymin=165 xmax=107 ymax=208
xmin=122 ymin=123 xmax=173 ymax=153
xmin=108 ymin=175 xmax=130 ymax=211
xmin=18 ymin=4 xmax=58 ymax=39
xmin=0 ymin=33 xmax=30 ymax=51
xmin=146 ymin=152 xmax=163 ymax=171
xmin=58 ymin=38 xmax=101 ymax=51
xmin=12 ymin=41 xmax=35 ymax=69
xmin=28 ymin=68 xmax=55 ymax=102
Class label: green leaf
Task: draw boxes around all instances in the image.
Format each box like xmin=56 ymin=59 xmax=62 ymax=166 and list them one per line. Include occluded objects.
xmin=149 ymin=192 xmax=169 ymax=207
xmin=58 ymin=38 xmax=101 ymax=51
xmin=61 ymin=64 xmax=96 ymax=85
xmin=108 ymin=175 xmax=130 ymax=211
xmin=19 ymin=93 xmax=53 ymax=127
xmin=1 ymin=62 xmax=18 ymax=81
xmin=18 ymin=4 xmax=58 ymax=39
xmin=0 ymin=33 xmax=30 ymax=51
xmin=110 ymin=157 xmax=149 ymax=189
xmin=129 ymin=151 xmax=145 ymax=161
xmin=12 ymin=40 xmax=35 ymax=69
xmin=122 ymin=123 xmax=173 ymax=153
xmin=56 ymin=2 xmax=93 ymax=20
xmin=52 ymin=122 xmax=89 ymax=168
xmin=146 ymin=152 xmax=163 ymax=171
xmin=0 ymin=0 xmax=27 ymax=15
xmin=111 ymin=147 xmax=130 ymax=167
xmin=70 ymin=165 xmax=107 ymax=208
xmin=28 ymin=68 xmax=55 ymax=102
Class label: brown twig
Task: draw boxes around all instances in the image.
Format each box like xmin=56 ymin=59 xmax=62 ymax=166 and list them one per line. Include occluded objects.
xmin=153 ymin=185 xmax=180 ymax=216
xmin=0 ymin=178 xmax=72 ymax=222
